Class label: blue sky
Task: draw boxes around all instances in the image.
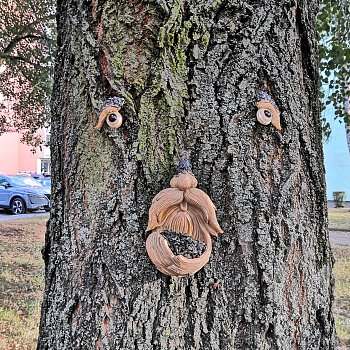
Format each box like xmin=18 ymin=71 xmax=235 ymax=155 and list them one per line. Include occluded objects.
xmin=323 ymin=104 xmax=350 ymax=200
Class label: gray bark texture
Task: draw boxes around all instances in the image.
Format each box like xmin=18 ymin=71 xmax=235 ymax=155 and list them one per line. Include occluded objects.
xmin=37 ymin=0 xmax=337 ymax=349
xmin=345 ymin=98 xmax=350 ymax=155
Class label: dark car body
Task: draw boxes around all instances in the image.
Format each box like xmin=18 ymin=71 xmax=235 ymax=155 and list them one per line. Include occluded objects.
xmin=0 ymin=175 xmax=51 ymax=214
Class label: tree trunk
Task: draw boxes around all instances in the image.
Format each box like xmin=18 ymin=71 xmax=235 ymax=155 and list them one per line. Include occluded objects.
xmin=38 ymin=1 xmax=337 ymax=349
xmin=345 ymin=97 xmax=350 ymax=155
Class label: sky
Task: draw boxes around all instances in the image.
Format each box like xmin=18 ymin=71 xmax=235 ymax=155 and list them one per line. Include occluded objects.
xmin=323 ymin=103 xmax=350 ymax=201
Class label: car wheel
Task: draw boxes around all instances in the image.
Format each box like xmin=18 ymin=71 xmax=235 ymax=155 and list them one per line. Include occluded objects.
xmin=44 ymin=208 xmax=51 ymax=212
xmin=10 ymin=198 xmax=26 ymax=215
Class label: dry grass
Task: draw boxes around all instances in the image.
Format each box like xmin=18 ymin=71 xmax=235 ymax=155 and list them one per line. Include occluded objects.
xmin=329 ymin=208 xmax=350 ymax=231
xmin=332 ymin=244 xmax=350 ymax=349
xmin=0 ymin=216 xmax=349 ymax=349
xmin=0 ymin=217 xmax=47 ymax=350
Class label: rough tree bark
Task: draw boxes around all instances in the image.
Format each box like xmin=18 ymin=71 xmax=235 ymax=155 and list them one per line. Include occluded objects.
xmin=345 ymin=98 xmax=350 ymax=155
xmin=37 ymin=0 xmax=337 ymax=349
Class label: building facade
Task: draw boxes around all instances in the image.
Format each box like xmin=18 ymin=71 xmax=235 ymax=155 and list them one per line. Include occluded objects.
xmin=0 ymin=129 xmax=50 ymax=175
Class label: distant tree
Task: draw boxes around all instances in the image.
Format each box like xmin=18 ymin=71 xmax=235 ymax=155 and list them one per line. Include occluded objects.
xmin=0 ymin=0 xmax=55 ymax=147
xmin=318 ymin=0 xmax=350 ymax=152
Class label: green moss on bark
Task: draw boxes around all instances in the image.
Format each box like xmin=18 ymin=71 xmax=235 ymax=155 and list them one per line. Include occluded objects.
xmin=96 ymin=1 xmax=213 ymax=184
xmin=76 ymin=125 xmax=113 ymax=215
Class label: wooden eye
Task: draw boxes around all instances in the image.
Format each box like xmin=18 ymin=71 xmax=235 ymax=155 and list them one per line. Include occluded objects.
xmin=256 ymin=96 xmax=282 ymax=131
xmin=106 ymin=110 xmax=122 ymax=128
xmin=95 ymin=97 xmax=124 ymax=130
xmin=95 ymin=106 xmax=122 ymax=129
xmin=257 ymin=108 xmax=272 ymax=126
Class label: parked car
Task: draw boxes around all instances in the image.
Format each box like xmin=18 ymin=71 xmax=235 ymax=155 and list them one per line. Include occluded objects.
xmin=36 ymin=177 xmax=51 ymax=187
xmin=0 ymin=175 xmax=51 ymax=214
xmin=30 ymin=173 xmax=51 ymax=187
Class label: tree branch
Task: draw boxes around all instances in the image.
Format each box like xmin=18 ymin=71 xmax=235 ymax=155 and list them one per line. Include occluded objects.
xmin=2 ymin=34 xmax=45 ymax=54
xmin=0 ymin=53 xmax=42 ymax=67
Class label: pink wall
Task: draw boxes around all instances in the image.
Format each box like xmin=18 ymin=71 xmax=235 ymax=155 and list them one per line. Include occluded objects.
xmin=0 ymin=73 xmax=49 ymax=175
xmin=0 ymin=132 xmax=20 ymax=174
xmin=0 ymin=132 xmax=45 ymax=174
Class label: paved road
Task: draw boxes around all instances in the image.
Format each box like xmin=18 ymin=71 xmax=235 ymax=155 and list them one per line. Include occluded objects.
xmin=0 ymin=210 xmax=49 ymax=221
xmin=330 ymin=231 xmax=350 ymax=246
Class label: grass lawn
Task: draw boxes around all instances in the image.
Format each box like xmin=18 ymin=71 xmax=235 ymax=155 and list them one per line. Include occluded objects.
xmin=332 ymin=244 xmax=350 ymax=349
xmin=328 ymin=208 xmax=350 ymax=231
xmin=0 ymin=216 xmax=349 ymax=349
xmin=0 ymin=217 xmax=47 ymax=350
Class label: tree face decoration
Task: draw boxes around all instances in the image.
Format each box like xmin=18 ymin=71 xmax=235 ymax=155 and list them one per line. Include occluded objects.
xmin=256 ymin=92 xmax=281 ymax=131
xmin=146 ymin=160 xmax=223 ymax=277
xmin=95 ymin=97 xmax=125 ymax=130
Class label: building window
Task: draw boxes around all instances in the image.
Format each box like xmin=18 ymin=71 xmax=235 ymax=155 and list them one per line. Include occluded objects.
xmin=45 ymin=134 xmax=51 ymax=147
xmin=40 ymin=159 xmax=51 ymax=175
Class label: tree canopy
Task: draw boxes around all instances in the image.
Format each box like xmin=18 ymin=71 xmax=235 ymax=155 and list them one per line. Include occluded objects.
xmin=0 ymin=0 xmax=55 ymax=147
xmin=318 ymin=0 xmax=350 ymax=138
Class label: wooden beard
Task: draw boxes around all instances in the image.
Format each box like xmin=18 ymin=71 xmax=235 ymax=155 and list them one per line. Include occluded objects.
xmin=146 ymin=170 xmax=223 ymax=277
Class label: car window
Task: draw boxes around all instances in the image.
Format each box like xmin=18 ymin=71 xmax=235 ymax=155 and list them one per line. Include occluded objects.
xmin=42 ymin=180 xmax=51 ymax=187
xmin=8 ymin=176 xmax=43 ymax=187
xmin=0 ymin=177 xmax=9 ymax=186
